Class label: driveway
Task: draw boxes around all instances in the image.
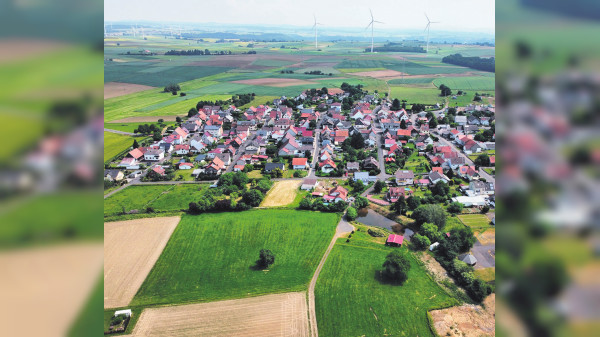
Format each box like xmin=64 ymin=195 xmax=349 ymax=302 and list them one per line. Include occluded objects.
xmin=471 ymin=241 xmax=495 ymax=269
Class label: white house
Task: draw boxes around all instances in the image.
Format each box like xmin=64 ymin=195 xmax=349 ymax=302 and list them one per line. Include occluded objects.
xmin=144 ymin=148 xmax=164 ymax=161
xmin=451 ymin=195 xmax=487 ymax=207
xmin=353 ymin=172 xmax=377 ymax=184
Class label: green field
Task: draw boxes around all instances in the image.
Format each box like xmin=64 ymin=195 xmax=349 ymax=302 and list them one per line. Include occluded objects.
xmin=388 ymin=77 xmax=436 ymax=86
xmin=132 ymin=210 xmax=339 ymax=306
xmin=433 ymin=76 xmax=496 ymax=91
xmin=104 ymin=132 xmax=135 ymax=162
xmin=315 ymin=225 xmax=457 ymax=337
xmin=105 ymin=62 xmax=233 ymax=86
xmin=148 ymin=184 xmax=208 ymax=211
xmin=104 ymin=185 xmax=172 ymax=216
xmin=104 ymin=122 xmax=160 ymax=133
xmin=388 ymin=86 xmax=443 ymax=104
xmin=458 ymin=214 xmax=492 ymax=229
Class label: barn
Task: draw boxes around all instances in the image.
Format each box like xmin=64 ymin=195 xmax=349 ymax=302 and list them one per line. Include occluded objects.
xmin=386 ymin=234 xmax=404 ymax=247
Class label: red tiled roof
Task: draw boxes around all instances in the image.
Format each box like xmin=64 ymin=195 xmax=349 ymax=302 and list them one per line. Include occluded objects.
xmin=292 ymin=158 xmax=308 ymax=166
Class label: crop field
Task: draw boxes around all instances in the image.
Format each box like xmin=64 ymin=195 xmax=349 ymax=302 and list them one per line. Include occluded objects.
xmin=104 ymin=217 xmax=181 ymax=309
xmin=104 ymin=122 xmax=160 ymax=133
xmin=315 ymin=225 xmax=457 ymax=337
xmin=458 ymin=214 xmax=492 ymax=229
xmin=130 ymin=292 xmax=309 ymax=337
xmin=388 ymin=86 xmax=442 ymax=104
xmin=388 ymin=77 xmax=437 ymax=85
xmin=104 ymin=82 xmax=156 ymax=99
xmin=104 ymin=185 xmax=172 ymax=216
xmin=132 ymin=210 xmax=339 ymax=307
xmin=104 ymin=61 xmax=233 ymax=86
xmin=432 ymin=76 xmax=496 ymax=91
xmin=261 ymin=180 xmax=301 ymax=207
xmin=104 ymin=131 xmax=134 ymax=162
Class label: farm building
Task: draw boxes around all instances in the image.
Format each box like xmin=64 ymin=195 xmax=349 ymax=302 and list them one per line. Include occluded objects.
xmin=452 ymin=195 xmax=487 ymax=207
xmin=301 ymin=178 xmax=318 ymax=190
xmin=114 ymin=309 xmax=132 ymax=317
xmin=386 ymin=234 xmax=404 ymax=247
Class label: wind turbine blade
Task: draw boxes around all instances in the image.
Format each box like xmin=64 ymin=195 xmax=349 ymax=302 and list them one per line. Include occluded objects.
xmin=374 ymin=20 xmax=384 ymax=24
xmin=424 ymin=23 xmax=430 ymax=32
xmin=425 ymin=13 xmax=430 ymax=22
xmin=366 ymin=22 xmax=373 ymax=30
xmin=431 ymin=21 xmax=440 ymax=23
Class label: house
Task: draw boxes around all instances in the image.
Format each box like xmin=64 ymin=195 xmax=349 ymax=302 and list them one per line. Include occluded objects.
xmin=326 ymin=185 xmax=348 ymax=202
xmin=468 ymin=180 xmax=495 ymax=196
xmin=386 ymin=234 xmax=404 ymax=247
xmin=459 ymin=254 xmax=478 ymax=266
xmin=362 ymin=156 xmax=379 ymax=170
xmin=386 ymin=187 xmax=405 ymax=203
xmin=455 ymin=115 xmax=467 ymax=125
xmin=346 ymin=162 xmax=360 ymax=173
xmin=457 ymin=165 xmax=479 ymax=180
xmin=144 ymin=148 xmax=164 ymax=161
xmin=264 ymin=162 xmax=285 ymax=173
xmin=395 ymin=170 xmax=414 ymax=186
xmin=152 ymin=165 xmax=165 ymax=176
xmin=301 ymin=178 xmax=318 ymax=190
xmin=319 ymin=159 xmax=337 ymax=173
xmin=179 ymin=162 xmax=194 ymax=170
xmin=292 ymin=157 xmax=308 ymax=170
xmin=104 ymin=169 xmax=124 ymax=181
xmin=428 ymin=171 xmax=450 ymax=184
xmin=174 ymin=144 xmax=190 ymax=155
xmin=215 ymin=153 xmax=231 ymax=166
xmin=205 ymin=157 xmax=225 ymax=175
xmin=384 ymin=139 xmax=396 ymax=148
xmin=452 ymin=195 xmax=487 ymax=207
xmin=204 ymin=125 xmax=223 ymax=137
xmin=353 ymin=172 xmax=377 ymax=184
xmin=463 ymin=139 xmax=483 ymax=154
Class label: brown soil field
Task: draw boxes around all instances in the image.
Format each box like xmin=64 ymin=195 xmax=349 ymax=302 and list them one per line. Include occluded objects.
xmin=131 ymin=292 xmax=309 ymax=336
xmin=104 ymin=82 xmax=156 ymax=99
xmin=104 ymin=217 xmax=180 ymax=309
xmin=0 ymin=39 xmax=66 ymax=62
xmin=232 ymin=78 xmax=318 ymax=87
xmin=0 ymin=243 xmax=103 ymax=336
xmin=110 ymin=115 xmax=182 ymax=123
xmin=352 ymin=69 xmax=406 ymax=78
xmin=261 ymin=180 xmax=302 ymax=207
xmin=431 ymin=294 xmax=496 ymax=337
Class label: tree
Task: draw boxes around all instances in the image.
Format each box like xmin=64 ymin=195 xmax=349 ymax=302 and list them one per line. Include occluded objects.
xmin=447 ymin=202 xmax=464 ymax=214
xmin=474 ymin=154 xmax=490 ymax=167
xmin=400 ymin=119 xmax=407 ymax=129
xmin=481 ymin=205 xmax=490 ymax=214
xmin=188 ymin=107 xmax=198 ymax=117
xmin=176 ymin=116 xmax=182 ymax=124
xmin=392 ymin=98 xmax=401 ymax=110
xmin=346 ymin=207 xmax=357 ymax=220
xmin=429 ymin=117 xmax=438 ymax=128
xmin=421 ymin=222 xmax=442 ymax=242
xmin=382 ymin=250 xmax=411 ymax=284
xmin=354 ymin=196 xmax=369 ymax=209
xmin=412 ymin=204 xmax=446 ymax=230
xmin=242 ymin=189 xmax=264 ymax=207
xmin=152 ymin=131 xmax=162 ymax=141
xmin=392 ymin=196 xmax=407 ymax=215
xmin=412 ymin=234 xmax=431 ymax=250
xmin=373 ymin=180 xmax=386 ymax=193
xmin=132 ymin=139 xmax=139 ymax=149
xmin=406 ymin=196 xmax=421 ymax=210
xmin=271 ymin=168 xmax=283 ymax=178
xmin=439 ymin=84 xmax=452 ymax=97
xmin=158 ymin=118 xmax=164 ymax=124
xmin=299 ymin=197 xmax=312 ymax=210
xmin=431 ymin=181 xmax=450 ymax=197
xmin=257 ymin=249 xmax=275 ymax=269
xmin=350 ymin=132 xmax=365 ymax=149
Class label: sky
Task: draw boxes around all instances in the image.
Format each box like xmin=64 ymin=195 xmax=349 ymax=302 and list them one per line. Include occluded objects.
xmin=105 ymin=0 xmax=495 ymax=34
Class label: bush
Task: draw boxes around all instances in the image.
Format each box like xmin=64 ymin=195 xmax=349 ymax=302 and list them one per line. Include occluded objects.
xmin=412 ymin=204 xmax=447 ymax=230
xmin=411 ymin=234 xmax=431 ymax=250
xmin=346 ymin=207 xmax=357 ymax=220
xmin=256 ymin=249 xmax=275 ymax=269
xmin=354 ymin=196 xmax=369 ymax=209
xmin=367 ymin=228 xmax=386 ymax=237
xmin=382 ymin=250 xmax=411 ymax=285
xmin=145 ymin=206 xmax=155 ymax=213
xmin=447 ymin=202 xmax=464 ymax=214
xmin=481 ymin=205 xmax=490 ymax=214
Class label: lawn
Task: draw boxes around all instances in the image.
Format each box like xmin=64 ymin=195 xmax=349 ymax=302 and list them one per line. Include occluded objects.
xmin=457 ymin=214 xmax=492 ymax=229
xmin=315 ymin=225 xmax=458 ymax=337
xmin=104 ymin=185 xmax=172 ymax=216
xmin=474 ymin=268 xmax=495 ymax=283
xmin=104 ymin=132 xmax=134 ymax=162
xmin=148 ymin=184 xmax=208 ymax=212
xmin=132 ymin=210 xmax=339 ymax=307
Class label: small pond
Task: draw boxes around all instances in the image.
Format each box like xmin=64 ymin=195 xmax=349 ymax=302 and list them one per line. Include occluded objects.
xmin=355 ymin=208 xmax=414 ymax=239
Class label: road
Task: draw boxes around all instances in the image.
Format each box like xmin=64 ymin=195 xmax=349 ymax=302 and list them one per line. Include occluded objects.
xmin=373 ymin=119 xmax=391 ymax=180
xmin=223 ymin=132 xmax=256 ymax=174
xmin=471 ymin=241 xmax=495 ymax=269
xmin=307 ymin=216 xmax=355 ymax=337
xmin=435 ymin=136 xmax=495 ymax=184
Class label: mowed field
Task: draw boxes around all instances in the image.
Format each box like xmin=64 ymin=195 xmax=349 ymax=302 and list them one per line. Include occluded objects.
xmin=104 ymin=131 xmax=134 ymax=162
xmin=458 ymin=214 xmax=493 ymax=229
xmin=315 ymin=225 xmax=457 ymax=337
xmin=132 ymin=210 xmax=339 ymax=307
xmin=130 ymin=292 xmax=309 ymax=337
xmin=104 ymin=217 xmax=181 ymax=309
xmin=432 ymin=76 xmax=496 ymax=91
xmin=104 ymin=82 xmax=156 ymax=99
xmin=104 ymin=185 xmax=172 ymax=216
xmin=261 ymin=180 xmax=301 ymax=207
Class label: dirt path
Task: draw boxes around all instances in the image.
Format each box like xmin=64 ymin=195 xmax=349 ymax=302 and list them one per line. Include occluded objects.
xmin=307 ymin=217 xmax=354 ymax=337
xmin=104 ymin=128 xmax=137 ymax=136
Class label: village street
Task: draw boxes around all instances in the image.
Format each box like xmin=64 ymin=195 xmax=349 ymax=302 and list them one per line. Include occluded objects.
xmin=434 ymin=136 xmax=495 ymax=184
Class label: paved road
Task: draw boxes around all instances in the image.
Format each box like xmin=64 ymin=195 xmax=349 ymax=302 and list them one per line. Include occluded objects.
xmin=223 ymin=133 xmax=256 ymax=174
xmin=471 ymin=241 xmax=495 ymax=269
xmin=307 ymin=216 xmax=355 ymax=337
xmin=373 ymin=120 xmax=391 ymax=180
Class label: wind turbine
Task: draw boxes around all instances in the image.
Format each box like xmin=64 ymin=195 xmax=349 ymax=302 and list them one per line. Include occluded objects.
xmin=312 ymin=15 xmax=322 ymax=50
xmin=366 ymin=9 xmax=384 ymax=53
xmin=424 ymin=13 xmax=440 ymax=53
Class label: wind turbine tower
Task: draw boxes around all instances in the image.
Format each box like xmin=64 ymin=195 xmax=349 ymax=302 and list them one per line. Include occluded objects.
xmin=312 ymin=15 xmax=321 ymax=50
xmin=366 ymin=9 xmax=384 ymax=53
xmin=424 ymin=13 xmax=440 ymax=53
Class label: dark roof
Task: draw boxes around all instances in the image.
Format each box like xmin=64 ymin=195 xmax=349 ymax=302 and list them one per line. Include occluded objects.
xmin=265 ymin=163 xmax=285 ymax=170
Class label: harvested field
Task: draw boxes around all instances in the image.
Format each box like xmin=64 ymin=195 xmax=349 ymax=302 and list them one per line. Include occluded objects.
xmin=477 ymin=228 xmax=495 ymax=246
xmin=0 ymin=243 xmax=103 ymax=337
xmin=232 ymin=78 xmax=318 ymax=87
xmin=430 ymin=294 xmax=496 ymax=337
xmin=104 ymin=82 xmax=156 ymax=99
xmin=104 ymin=217 xmax=180 ymax=309
xmin=110 ymin=115 xmax=181 ymax=123
xmin=350 ymin=69 xmax=406 ymax=78
xmin=131 ymin=292 xmax=309 ymax=337
xmin=261 ymin=180 xmax=302 ymax=207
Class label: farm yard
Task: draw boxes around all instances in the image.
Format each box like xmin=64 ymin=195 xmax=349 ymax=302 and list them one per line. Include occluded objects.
xmin=260 ymin=180 xmax=301 ymax=207
xmin=315 ymin=225 xmax=457 ymax=337
xmin=132 ymin=210 xmax=339 ymax=307
xmin=104 ymin=217 xmax=181 ymax=309
xmin=129 ymin=292 xmax=309 ymax=337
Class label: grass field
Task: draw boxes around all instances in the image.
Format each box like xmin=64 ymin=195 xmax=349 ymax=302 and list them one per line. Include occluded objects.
xmin=388 ymin=86 xmax=444 ymax=104
xmin=104 ymin=122 xmax=160 ymax=133
xmin=132 ymin=210 xmax=339 ymax=307
xmin=260 ymin=180 xmax=301 ymax=207
xmin=315 ymin=225 xmax=458 ymax=337
xmin=104 ymin=185 xmax=172 ymax=216
xmin=458 ymin=214 xmax=492 ymax=229
xmin=474 ymin=267 xmax=495 ymax=282
xmin=104 ymin=132 xmax=134 ymax=162
xmin=433 ymin=76 xmax=496 ymax=91
xmin=104 ymin=62 xmax=233 ymax=87
xmin=148 ymin=184 xmax=208 ymax=211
